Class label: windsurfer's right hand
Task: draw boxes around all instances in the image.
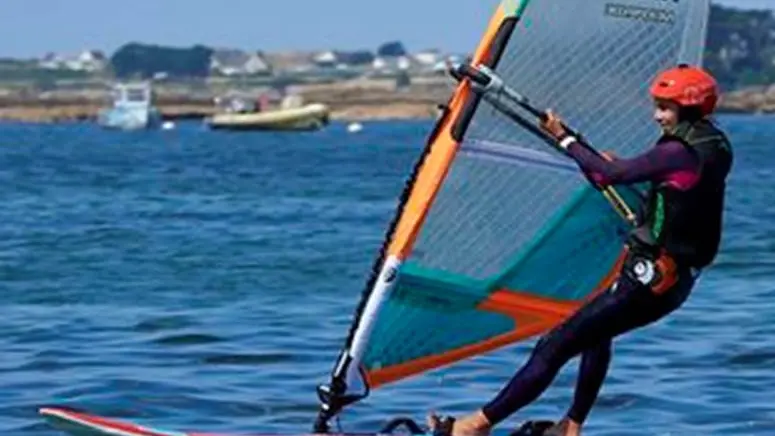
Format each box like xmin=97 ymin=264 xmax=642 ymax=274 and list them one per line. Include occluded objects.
xmin=540 ymin=110 xmax=568 ymax=141
xmin=600 ymin=150 xmax=618 ymax=162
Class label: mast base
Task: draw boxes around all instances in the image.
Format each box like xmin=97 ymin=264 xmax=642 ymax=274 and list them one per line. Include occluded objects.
xmin=313 ymin=382 xmax=366 ymax=433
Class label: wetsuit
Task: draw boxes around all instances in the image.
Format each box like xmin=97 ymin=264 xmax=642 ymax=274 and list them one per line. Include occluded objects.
xmin=481 ymin=122 xmax=733 ymax=426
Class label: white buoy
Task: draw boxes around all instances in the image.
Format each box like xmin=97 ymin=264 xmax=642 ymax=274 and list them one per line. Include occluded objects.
xmin=162 ymin=121 xmax=175 ymax=130
xmin=347 ymin=122 xmax=363 ymax=133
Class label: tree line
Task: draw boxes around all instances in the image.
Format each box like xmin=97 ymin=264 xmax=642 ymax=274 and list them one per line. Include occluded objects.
xmin=106 ymin=6 xmax=775 ymax=90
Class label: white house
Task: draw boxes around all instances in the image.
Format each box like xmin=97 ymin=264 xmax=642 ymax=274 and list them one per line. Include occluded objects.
xmin=313 ymin=50 xmax=338 ymax=67
xmin=39 ymin=53 xmax=64 ymax=70
xmin=413 ymin=50 xmax=441 ymax=66
xmin=39 ymin=50 xmax=106 ymax=72
xmin=372 ymin=55 xmax=412 ymax=72
xmin=210 ymin=50 xmax=272 ymax=76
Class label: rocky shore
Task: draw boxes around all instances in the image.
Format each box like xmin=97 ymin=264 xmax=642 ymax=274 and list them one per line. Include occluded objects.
xmin=0 ymin=77 xmax=771 ymax=124
xmin=716 ymin=84 xmax=775 ymax=114
xmin=0 ymin=77 xmax=453 ymax=123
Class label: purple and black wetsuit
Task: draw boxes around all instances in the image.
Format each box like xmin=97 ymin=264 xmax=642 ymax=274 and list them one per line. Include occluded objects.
xmin=480 ymin=139 xmax=702 ymax=426
xmin=568 ymin=140 xmax=700 ymax=190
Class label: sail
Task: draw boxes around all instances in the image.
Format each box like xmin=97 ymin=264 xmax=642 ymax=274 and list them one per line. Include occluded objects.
xmin=317 ymin=0 xmax=710 ymax=423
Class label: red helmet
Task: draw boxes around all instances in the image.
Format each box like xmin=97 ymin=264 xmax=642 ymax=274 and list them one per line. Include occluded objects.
xmin=649 ymin=64 xmax=719 ymax=116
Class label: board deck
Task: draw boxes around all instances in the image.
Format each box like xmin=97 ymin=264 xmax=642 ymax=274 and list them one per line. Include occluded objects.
xmin=40 ymin=406 xmax=557 ymax=436
xmin=39 ymin=407 xmax=379 ymax=436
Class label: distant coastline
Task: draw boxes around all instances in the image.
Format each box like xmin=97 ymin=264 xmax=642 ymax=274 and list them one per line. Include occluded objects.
xmin=0 ymin=76 xmax=455 ymax=123
xmin=1 ymin=3 xmax=774 ymax=123
xmin=0 ymin=76 xmax=771 ymax=124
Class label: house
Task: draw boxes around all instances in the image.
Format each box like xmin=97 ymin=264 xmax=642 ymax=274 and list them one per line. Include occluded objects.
xmin=372 ymin=55 xmax=413 ymax=72
xmin=73 ymin=50 xmax=106 ymax=71
xmin=431 ymin=54 xmax=466 ymax=74
xmin=313 ymin=50 xmax=338 ymax=68
xmin=263 ymin=52 xmax=316 ymax=73
xmin=210 ymin=50 xmax=272 ymax=76
xmin=335 ymin=50 xmax=375 ymax=66
xmin=413 ymin=50 xmax=441 ymax=67
xmin=39 ymin=50 xmax=106 ymax=72
xmin=38 ymin=52 xmax=63 ymax=70
xmin=313 ymin=50 xmax=375 ymax=70
xmin=39 ymin=53 xmax=64 ymax=69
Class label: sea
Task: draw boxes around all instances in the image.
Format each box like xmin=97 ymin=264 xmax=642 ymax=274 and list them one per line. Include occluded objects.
xmin=0 ymin=115 xmax=772 ymax=435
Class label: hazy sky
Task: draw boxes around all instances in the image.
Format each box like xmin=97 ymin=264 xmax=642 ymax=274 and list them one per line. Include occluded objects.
xmin=1 ymin=0 xmax=773 ymax=58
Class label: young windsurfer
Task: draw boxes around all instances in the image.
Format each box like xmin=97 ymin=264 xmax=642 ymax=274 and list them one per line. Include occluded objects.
xmin=428 ymin=64 xmax=733 ymax=436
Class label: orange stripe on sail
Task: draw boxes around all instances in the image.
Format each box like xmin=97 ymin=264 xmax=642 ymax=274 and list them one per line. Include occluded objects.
xmin=366 ymin=289 xmax=580 ymax=388
xmin=365 ymin=248 xmax=629 ymax=388
xmin=386 ymin=5 xmax=507 ymax=260
xmin=365 ymin=303 xmax=556 ymax=388
xmin=482 ymin=289 xmax=580 ymax=317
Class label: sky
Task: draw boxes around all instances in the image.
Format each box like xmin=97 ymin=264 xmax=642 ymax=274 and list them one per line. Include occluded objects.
xmin=1 ymin=0 xmax=773 ymax=58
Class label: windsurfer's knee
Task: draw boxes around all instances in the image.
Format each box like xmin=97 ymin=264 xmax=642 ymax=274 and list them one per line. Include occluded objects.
xmin=586 ymin=339 xmax=612 ymax=357
xmin=531 ymin=326 xmax=575 ymax=367
xmin=580 ymin=339 xmax=613 ymax=368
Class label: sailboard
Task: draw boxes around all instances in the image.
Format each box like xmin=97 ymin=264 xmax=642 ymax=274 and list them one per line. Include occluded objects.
xmin=40 ymin=407 xmax=210 ymax=436
xmin=39 ymin=406 xmax=407 ymax=436
xmin=41 ymin=0 xmax=711 ymax=435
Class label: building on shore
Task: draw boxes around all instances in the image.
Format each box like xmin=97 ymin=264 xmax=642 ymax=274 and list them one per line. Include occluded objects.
xmin=209 ymin=50 xmax=272 ymax=76
xmin=38 ymin=50 xmax=107 ymax=72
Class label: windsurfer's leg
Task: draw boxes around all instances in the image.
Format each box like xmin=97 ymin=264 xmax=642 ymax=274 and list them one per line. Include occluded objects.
xmin=478 ymin=291 xmax=616 ymax=426
xmin=566 ymin=339 xmax=612 ymax=425
xmin=550 ymin=271 xmax=696 ymax=436
xmin=427 ymin=293 xmax=618 ymax=436
xmin=479 ymin=269 xmax=694 ymax=428
xmin=541 ymin=344 xmax=611 ymax=436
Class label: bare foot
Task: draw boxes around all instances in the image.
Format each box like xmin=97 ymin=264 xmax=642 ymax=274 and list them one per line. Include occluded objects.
xmin=426 ymin=411 xmax=492 ymax=436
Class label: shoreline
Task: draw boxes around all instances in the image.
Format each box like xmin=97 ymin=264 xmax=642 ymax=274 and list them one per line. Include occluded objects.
xmin=0 ymin=101 xmax=443 ymax=123
xmin=0 ymin=78 xmax=453 ymax=123
xmin=0 ymin=79 xmax=772 ymax=124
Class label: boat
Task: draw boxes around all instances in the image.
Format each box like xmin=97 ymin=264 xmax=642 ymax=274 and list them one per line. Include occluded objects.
xmin=206 ymin=103 xmax=330 ymax=131
xmin=97 ymin=81 xmax=162 ymax=130
xmin=205 ymin=94 xmax=330 ymax=131
xmin=40 ymin=0 xmax=711 ymax=434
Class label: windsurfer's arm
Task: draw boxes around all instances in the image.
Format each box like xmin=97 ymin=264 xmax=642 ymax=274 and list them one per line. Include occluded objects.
xmin=540 ymin=110 xmax=698 ymax=186
xmin=563 ymin=138 xmax=699 ymax=186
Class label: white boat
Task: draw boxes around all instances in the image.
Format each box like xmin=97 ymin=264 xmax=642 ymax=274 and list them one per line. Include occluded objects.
xmin=97 ymin=82 xmax=161 ymax=130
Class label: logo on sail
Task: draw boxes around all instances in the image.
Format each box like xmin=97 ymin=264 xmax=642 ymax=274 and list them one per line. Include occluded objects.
xmin=604 ymin=3 xmax=676 ymax=24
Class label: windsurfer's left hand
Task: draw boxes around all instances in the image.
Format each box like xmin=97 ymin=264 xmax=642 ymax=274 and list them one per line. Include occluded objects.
xmin=601 ymin=150 xmax=618 ymax=161
xmin=541 ymin=110 xmax=568 ymax=140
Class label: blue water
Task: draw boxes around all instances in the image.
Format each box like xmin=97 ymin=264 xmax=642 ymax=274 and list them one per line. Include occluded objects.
xmin=0 ymin=116 xmax=772 ymax=435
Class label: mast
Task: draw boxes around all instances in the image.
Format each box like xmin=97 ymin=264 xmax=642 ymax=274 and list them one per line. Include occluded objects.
xmin=311 ymin=3 xmax=523 ymax=432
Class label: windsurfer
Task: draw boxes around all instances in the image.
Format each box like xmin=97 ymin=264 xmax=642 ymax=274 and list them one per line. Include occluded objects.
xmin=428 ymin=64 xmax=733 ymax=436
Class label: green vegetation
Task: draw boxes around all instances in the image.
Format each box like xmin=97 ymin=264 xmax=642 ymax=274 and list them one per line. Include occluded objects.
xmin=109 ymin=43 xmax=213 ymax=79
xmin=704 ymin=5 xmax=775 ymax=90
xmin=377 ymin=41 xmax=408 ymax=57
